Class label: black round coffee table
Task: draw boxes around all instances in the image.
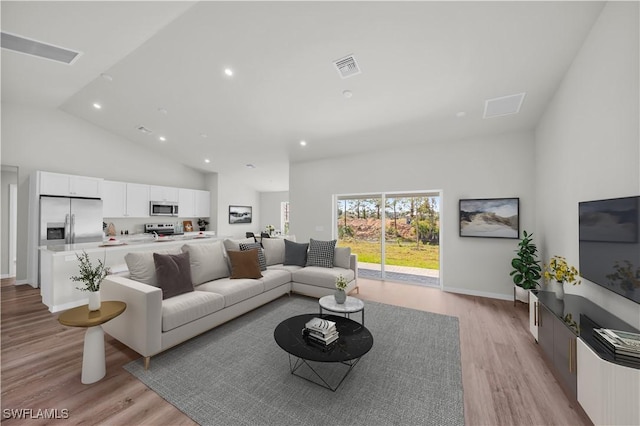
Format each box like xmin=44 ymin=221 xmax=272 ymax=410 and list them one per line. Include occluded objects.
xmin=274 ymin=313 xmax=373 ymax=391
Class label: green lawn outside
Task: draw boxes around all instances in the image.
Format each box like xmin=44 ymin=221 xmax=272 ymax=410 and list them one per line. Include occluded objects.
xmin=338 ymin=239 xmax=440 ymax=270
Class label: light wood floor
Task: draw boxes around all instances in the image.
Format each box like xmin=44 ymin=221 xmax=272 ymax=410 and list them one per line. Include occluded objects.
xmin=1 ymin=277 xmax=591 ymax=425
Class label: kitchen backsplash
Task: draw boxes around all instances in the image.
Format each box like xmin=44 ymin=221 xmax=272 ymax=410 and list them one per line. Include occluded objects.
xmin=103 ymin=217 xmax=208 ymax=236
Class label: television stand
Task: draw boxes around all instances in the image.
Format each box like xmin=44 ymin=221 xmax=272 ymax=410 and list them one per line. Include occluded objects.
xmin=529 ymin=291 xmax=639 ymax=426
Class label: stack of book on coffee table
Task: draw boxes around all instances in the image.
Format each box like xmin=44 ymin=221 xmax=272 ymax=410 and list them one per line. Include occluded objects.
xmin=593 ymin=328 xmax=640 ymax=366
xmin=303 ymin=317 xmax=338 ymax=349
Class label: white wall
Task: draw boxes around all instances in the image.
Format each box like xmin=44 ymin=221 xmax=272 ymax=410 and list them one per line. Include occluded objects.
xmin=290 ymin=130 xmax=536 ymax=300
xmin=259 ymin=191 xmax=289 ymax=233
xmin=1 ymin=167 xmax=18 ymax=276
xmin=1 ymin=103 xmax=209 ymax=282
xmin=535 ymin=2 xmax=639 ymax=328
xmin=216 ymin=173 xmax=260 ymax=239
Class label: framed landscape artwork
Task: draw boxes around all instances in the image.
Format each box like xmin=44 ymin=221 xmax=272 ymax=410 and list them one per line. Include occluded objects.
xmin=229 ymin=205 xmax=252 ymax=224
xmin=459 ymin=198 xmax=519 ymax=239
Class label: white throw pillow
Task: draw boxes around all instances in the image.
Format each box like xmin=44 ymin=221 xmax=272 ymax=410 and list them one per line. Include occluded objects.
xmin=125 ymin=248 xmax=182 ymax=287
xmin=261 ymin=238 xmax=285 ymax=266
xmin=181 ymin=241 xmax=230 ymax=285
xmin=223 ymin=237 xmax=257 ymax=253
xmin=334 ymin=246 xmax=351 ymax=269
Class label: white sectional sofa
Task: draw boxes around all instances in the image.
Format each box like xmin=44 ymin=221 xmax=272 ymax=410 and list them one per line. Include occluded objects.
xmin=101 ymin=237 xmax=357 ymax=368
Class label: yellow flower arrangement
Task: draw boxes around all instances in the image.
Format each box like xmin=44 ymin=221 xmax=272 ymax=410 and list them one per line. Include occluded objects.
xmin=543 ymin=255 xmax=581 ymax=285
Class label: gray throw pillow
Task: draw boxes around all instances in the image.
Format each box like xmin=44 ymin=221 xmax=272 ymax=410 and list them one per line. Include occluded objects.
xmin=153 ymin=252 xmax=194 ymax=300
xmin=283 ymin=239 xmax=309 ymax=266
xmin=334 ymin=246 xmax=351 ymax=269
xmin=239 ymin=242 xmax=267 ymax=271
xmin=306 ymin=239 xmax=337 ymax=268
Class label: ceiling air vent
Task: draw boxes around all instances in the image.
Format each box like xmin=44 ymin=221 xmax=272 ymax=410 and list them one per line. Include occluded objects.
xmin=483 ymin=92 xmax=526 ymax=119
xmin=1 ymin=31 xmax=81 ymax=65
xmin=333 ymin=54 xmax=361 ymax=79
xmin=136 ymin=125 xmax=153 ymax=135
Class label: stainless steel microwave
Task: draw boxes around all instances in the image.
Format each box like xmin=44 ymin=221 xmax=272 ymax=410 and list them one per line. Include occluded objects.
xmin=149 ymin=201 xmax=179 ymax=216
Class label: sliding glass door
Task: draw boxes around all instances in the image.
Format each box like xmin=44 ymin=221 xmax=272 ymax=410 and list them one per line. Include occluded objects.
xmin=336 ymin=192 xmax=440 ymax=287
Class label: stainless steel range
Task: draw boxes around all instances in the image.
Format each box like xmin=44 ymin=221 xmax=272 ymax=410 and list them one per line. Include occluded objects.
xmin=144 ymin=223 xmax=183 ymax=236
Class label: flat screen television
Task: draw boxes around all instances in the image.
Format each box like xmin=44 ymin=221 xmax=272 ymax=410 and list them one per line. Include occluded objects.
xmin=579 ymin=196 xmax=640 ymax=304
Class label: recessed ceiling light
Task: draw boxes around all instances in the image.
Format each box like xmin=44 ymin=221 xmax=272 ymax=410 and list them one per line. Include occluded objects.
xmin=342 ymin=90 xmax=353 ymax=99
xmin=92 ymin=103 xmax=102 ymax=109
xmin=224 ymin=68 xmax=233 ymax=77
xmin=100 ymin=73 xmax=113 ymax=82
xmin=300 ymin=140 xmax=307 ymax=146
xmin=246 ymin=163 xmax=256 ymax=169
xmin=456 ymin=111 xmax=466 ymax=118
xmin=204 ymin=158 xmax=211 ymax=163
xmin=159 ymin=136 xmax=166 ymax=142
xmin=200 ymin=133 xmax=208 ymax=138
xmin=157 ymin=107 xmax=168 ymax=115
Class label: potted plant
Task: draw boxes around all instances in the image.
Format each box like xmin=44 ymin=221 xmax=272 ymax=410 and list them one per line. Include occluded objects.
xmin=70 ymin=251 xmax=110 ymax=311
xmin=335 ymin=275 xmax=348 ymax=304
xmin=197 ymin=218 xmax=209 ymax=231
xmin=510 ymin=230 xmax=542 ymax=304
xmin=543 ymin=255 xmax=581 ymax=300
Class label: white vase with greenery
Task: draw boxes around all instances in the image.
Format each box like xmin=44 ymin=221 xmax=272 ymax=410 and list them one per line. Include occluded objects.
xmin=71 ymin=251 xmax=109 ymax=311
xmin=335 ymin=275 xmax=348 ymax=304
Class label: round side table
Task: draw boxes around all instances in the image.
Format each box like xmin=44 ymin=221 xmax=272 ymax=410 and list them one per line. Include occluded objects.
xmin=319 ymin=295 xmax=365 ymax=326
xmin=58 ymin=301 xmax=126 ymax=384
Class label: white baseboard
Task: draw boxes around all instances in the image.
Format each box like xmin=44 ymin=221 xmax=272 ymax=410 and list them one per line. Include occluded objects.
xmin=0 ymin=274 xmax=15 ymax=279
xmin=443 ymin=286 xmax=513 ymax=301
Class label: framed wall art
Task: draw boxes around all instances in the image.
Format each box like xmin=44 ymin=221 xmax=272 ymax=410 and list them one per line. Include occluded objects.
xmin=459 ymin=198 xmax=519 ymax=239
xmin=229 ymin=205 xmax=252 ymax=224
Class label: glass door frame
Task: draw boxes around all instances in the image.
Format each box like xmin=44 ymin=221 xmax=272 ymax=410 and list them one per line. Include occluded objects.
xmin=333 ymin=189 xmax=443 ymax=288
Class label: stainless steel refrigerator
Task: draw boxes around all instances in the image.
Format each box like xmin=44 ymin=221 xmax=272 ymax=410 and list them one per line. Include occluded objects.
xmin=39 ymin=195 xmax=103 ymax=246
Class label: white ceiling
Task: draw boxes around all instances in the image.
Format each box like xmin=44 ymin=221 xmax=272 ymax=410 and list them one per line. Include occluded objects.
xmin=1 ymin=1 xmax=605 ymax=192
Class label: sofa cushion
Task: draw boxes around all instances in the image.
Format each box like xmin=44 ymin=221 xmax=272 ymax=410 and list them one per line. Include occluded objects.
xmin=239 ymin=242 xmax=267 ymax=271
xmin=284 ymin=240 xmax=308 ymax=266
xmin=227 ymin=249 xmax=263 ymax=279
xmin=153 ymin=252 xmax=194 ymax=300
xmin=161 ymin=291 xmax=225 ymax=332
xmin=292 ymin=267 xmax=355 ymax=289
xmin=261 ymin=238 xmax=285 ymax=266
xmin=196 ymin=278 xmax=264 ymax=307
xmin=223 ymin=237 xmax=257 ymax=252
xmin=334 ymin=246 xmax=351 ymax=269
xmin=125 ymin=247 xmax=182 ymax=286
xmin=181 ymin=241 xmax=229 ymax=285
xmin=306 ymin=239 xmax=337 ymax=268
xmin=260 ymin=269 xmax=292 ymax=292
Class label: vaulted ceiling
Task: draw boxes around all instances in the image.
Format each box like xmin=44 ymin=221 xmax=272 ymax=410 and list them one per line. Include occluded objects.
xmin=1 ymin=1 xmax=605 ymax=191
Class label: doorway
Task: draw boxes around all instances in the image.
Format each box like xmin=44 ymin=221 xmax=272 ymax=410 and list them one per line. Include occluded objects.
xmin=335 ymin=191 xmax=440 ymax=287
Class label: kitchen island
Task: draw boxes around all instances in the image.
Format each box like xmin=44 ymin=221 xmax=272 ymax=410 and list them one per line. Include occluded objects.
xmin=39 ymin=232 xmax=221 ymax=313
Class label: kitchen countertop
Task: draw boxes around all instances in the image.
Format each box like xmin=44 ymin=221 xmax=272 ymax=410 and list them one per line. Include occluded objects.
xmin=39 ymin=232 xmax=221 ymax=254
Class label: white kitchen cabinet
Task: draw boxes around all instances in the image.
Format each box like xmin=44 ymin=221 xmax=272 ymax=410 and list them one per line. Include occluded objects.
xmin=103 ymin=181 xmax=149 ymax=218
xmin=178 ymin=189 xmax=210 ymax=218
xmin=102 ymin=181 xmax=126 ymax=217
xmin=39 ymin=171 xmax=103 ymax=198
xmin=126 ymin=183 xmax=150 ymax=217
xmin=194 ymin=190 xmax=210 ymax=217
xmin=178 ymin=188 xmax=196 ymax=217
xmin=149 ymin=185 xmax=178 ymax=202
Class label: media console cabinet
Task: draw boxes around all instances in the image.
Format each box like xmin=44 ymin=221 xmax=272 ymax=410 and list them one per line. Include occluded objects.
xmin=529 ymin=291 xmax=639 ymax=426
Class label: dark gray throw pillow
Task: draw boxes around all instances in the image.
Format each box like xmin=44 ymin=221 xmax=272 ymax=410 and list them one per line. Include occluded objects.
xmin=283 ymin=239 xmax=309 ymax=266
xmin=239 ymin=242 xmax=267 ymax=271
xmin=306 ymin=238 xmax=337 ymax=268
xmin=153 ymin=252 xmax=194 ymax=300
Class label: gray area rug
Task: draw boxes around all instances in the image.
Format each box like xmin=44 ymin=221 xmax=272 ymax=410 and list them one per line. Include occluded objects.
xmin=124 ymin=295 xmax=464 ymax=426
